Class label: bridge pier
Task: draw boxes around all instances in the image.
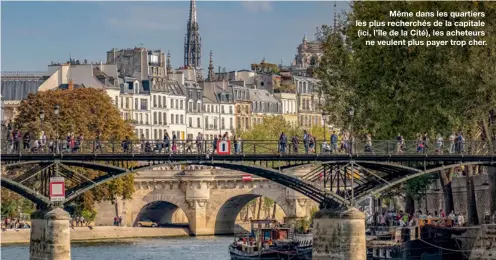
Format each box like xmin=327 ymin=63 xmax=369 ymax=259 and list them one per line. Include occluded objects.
xmin=29 ymin=207 xmax=71 ymax=260
xmin=312 ymin=207 xmax=366 ymax=260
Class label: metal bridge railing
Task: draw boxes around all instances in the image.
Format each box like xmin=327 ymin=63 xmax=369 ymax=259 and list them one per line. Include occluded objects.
xmin=0 ymin=139 xmax=495 ymax=156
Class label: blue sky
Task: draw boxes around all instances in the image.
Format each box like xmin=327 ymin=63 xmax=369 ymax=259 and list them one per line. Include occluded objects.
xmin=1 ymin=1 xmax=348 ymax=72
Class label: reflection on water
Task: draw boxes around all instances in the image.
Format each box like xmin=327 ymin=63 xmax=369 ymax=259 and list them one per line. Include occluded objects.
xmin=2 ymin=236 xmax=233 ymax=260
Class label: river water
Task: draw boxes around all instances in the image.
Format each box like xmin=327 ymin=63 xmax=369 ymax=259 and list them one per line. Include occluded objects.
xmin=1 ymin=236 xmax=233 ymax=260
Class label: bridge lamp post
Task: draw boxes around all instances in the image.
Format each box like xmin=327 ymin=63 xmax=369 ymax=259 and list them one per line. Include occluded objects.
xmin=54 ymin=105 xmax=60 ymax=153
xmin=39 ymin=109 xmax=45 ymax=131
xmin=348 ymin=106 xmax=355 ymax=206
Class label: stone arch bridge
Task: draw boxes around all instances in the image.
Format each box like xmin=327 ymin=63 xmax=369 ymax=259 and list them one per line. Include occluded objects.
xmin=94 ymin=167 xmax=319 ymax=235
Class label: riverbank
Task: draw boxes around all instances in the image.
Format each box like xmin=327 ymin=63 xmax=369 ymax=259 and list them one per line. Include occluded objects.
xmin=1 ymin=226 xmax=190 ymax=245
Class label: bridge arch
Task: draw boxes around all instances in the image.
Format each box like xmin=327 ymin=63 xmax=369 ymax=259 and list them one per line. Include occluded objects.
xmin=55 ymin=160 xmax=342 ymax=206
xmin=356 ymin=161 xmax=493 ymax=203
xmin=206 ymin=187 xmax=292 ymax=235
xmin=0 ymin=177 xmax=51 ymax=206
xmin=129 ymin=189 xmax=192 ymax=228
xmin=134 ymin=201 xmax=190 ymax=228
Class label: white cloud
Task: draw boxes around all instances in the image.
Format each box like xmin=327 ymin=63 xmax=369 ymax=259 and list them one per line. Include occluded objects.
xmin=105 ymin=6 xmax=187 ymax=32
xmin=241 ymin=1 xmax=273 ymax=13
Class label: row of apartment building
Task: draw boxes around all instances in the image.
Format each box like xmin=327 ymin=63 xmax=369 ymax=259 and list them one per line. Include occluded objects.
xmin=1 ymin=48 xmax=325 ymax=140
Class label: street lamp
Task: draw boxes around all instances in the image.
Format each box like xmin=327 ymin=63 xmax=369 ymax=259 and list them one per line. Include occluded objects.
xmin=39 ymin=109 xmax=45 ymax=129
xmin=54 ymin=105 xmax=60 ymax=153
xmin=348 ymin=106 xmax=355 ymax=207
xmin=322 ymin=111 xmax=328 ymax=141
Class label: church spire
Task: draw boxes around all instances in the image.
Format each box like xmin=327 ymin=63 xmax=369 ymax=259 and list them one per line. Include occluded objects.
xmin=166 ymin=50 xmax=172 ymax=74
xmin=184 ymin=0 xmax=202 ymax=70
xmin=207 ymin=50 xmax=214 ymax=81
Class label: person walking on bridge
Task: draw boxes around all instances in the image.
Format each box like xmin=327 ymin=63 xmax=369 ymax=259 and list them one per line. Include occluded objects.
xmin=449 ymin=132 xmax=456 ymax=154
xmin=303 ymin=130 xmax=309 ymax=154
xmin=291 ymin=135 xmax=299 ymax=153
xmin=330 ymin=131 xmax=338 ymax=154
xmin=279 ymin=132 xmax=287 ymax=153
xmin=196 ymin=132 xmax=203 ymax=153
xmin=396 ymin=134 xmax=404 ymax=154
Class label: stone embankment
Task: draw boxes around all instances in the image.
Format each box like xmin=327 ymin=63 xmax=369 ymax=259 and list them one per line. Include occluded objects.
xmin=1 ymin=226 xmax=190 ymax=245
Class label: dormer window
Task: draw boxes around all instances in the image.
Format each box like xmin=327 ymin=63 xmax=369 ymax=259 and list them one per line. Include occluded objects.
xmin=134 ymin=82 xmax=139 ymax=94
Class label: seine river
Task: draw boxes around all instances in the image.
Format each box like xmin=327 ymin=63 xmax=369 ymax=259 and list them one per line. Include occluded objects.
xmin=1 ymin=236 xmax=233 ymax=260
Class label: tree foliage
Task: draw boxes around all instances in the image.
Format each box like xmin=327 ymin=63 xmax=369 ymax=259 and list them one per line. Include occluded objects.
xmin=316 ymin=2 xmax=496 ymax=210
xmin=7 ymin=88 xmax=136 ymax=212
xmin=14 ymin=88 xmax=134 ymax=140
xmin=317 ymin=1 xmax=496 ymax=140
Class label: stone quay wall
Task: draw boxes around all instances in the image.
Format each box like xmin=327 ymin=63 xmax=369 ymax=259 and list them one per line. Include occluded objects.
xmin=416 ymin=174 xmax=492 ymax=223
xmin=1 ymin=226 xmax=189 ymax=245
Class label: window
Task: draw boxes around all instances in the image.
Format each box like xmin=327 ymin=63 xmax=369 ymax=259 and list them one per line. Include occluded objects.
xmin=158 ymin=96 xmax=162 ymax=107
xmin=175 ymin=100 xmax=178 ymax=109
xmin=120 ymin=97 xmax=123 ymax=108
xmin=214 ymin=118 xmax=218 ymax=129
xmin=163 ymin=97 xmax=167 ymax=108
xmin=154 ymin=129 xmax=157 ymax=139
xmin=188 ymin=101 xmax=193 ymax=112
xmin=170 ymin=99 xmax=174 ymax=108
xmin=229 ymin=106 xmax=233 ymax=114
xmin=135 ymin=99 xmax=139 ymax=110
xmin=180 ymin=115 xmax=184 ymax=124
xmin=140 ymin=114 xmax=143 ymax=123
xmin=140 ymin=99 xmax=148 ymax=110
xmin=197 ymin=91 xmax=201 ymax=98
xmin=126 ymin=98 xmax=129 ymax=109
xmin=180 ymin=100 xmax=184 ymax=109
xmin=145 ymin=129 xmax=149 ymax=139
xmin=153 ymin=112 xmax=157 ymax=124
xmin=221 ymin=105 xmax=225 ymax=114
xmin=221 ymin=118 xmax=225 ymax=129
xmin=145 ymin=114 xmax=149 ymax=124
xmin=153 ymin=96 xmax=157 ymax=107
xmin=189 ymin=117 xmax=192 ymax=127
xmin=171 ymin=114 xmax=174 ymax=124
xmin=115 ymin=96 xmax=118 ymax=107
xmin=158 ymin=112 xmax=162 ymax=124
xmin=205 ymin=117 xmax=209 ymax=129
xmin=197 ymin=118 xmax=200 ymax=128
xmin=124 ymin=113 xmax=129 ymax=120
xmin=176 ymin=114 xmax=179 ymax=124
xmin=164 ymin=113 xmax=167 ymax=125
xmin=188 ymin=90 xmax=193 ymax=99
xmin=229 ymin=118 xmax=233 ymax=129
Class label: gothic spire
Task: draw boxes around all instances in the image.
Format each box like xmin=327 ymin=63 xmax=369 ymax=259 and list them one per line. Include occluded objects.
xmin=166 ymin=50 xmax=172 ymax=74
xmin=184 ymin=0 xmax=202 ymax=69
xmin=208 ymin=50 xmax=214 ymax=81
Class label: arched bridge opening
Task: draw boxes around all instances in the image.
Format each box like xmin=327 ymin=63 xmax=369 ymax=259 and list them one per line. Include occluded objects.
xmin=211 ymin=194 xmax=289 ymax=235
xmin=134 ymin=201 xmax=189 ymax=229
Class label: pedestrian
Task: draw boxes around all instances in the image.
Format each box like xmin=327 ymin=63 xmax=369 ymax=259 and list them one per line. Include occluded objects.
xmin=196 ymin=132 xmax=203 ymax=153
xmin=449 ymin=132 xmax=456 ymax=154
xmin=172 ymin=133 xmax=177 ymax=153
xmin=23 ymin=132 xmax=31 ymax=151
xmin=279 ymin=132 xmax=287 ymax=153
xmin=122 ymin=136 xmax=130 ymax=153
xmin=396 ymin=133 xmax=404 ymax=154
xmin=164 ymin=132 xmax=170 ymax=153
xmin=95 ymin=133 xmax=102 ymax=153
xmin=119 ymin=216 xmax=123 ymax=226
xmin=291 ymin=135 xmax=299 ymax=153
xmin=212 ymin=135 xmax=219 ymax=154
xmin=185 ymin=136 xmax=193 ymax=153
xmin=330 ymin=131 xmax=338 ymax=153
xmin=303 ymin=130 xmax=309 ymax=154
xmin=436 ymin=134 xmax=444 ymax=154
xmin=113 ymin=216 xmax=118 ymax=226
xmin=365 ymin=133 xmax=373 ymax=153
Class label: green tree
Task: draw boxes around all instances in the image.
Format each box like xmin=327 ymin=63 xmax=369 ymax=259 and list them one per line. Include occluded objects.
xmin=316 ymin=2 xmax=496 ymax=217
xmin=8 ymin=88 xmax=136 ymax=213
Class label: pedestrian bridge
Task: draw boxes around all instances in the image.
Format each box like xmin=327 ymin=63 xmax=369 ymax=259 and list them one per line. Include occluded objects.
xmin=1 ymin=139 xmax=495 ymax=215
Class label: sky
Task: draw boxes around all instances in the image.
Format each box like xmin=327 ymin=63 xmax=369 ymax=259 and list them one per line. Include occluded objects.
xmin=1 ymin=1 xmax=348 ymax=72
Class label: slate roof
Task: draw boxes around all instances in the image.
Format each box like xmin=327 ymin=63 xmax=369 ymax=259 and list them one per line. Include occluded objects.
xmin=1 ymin=76 xmax=45 ymax=100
